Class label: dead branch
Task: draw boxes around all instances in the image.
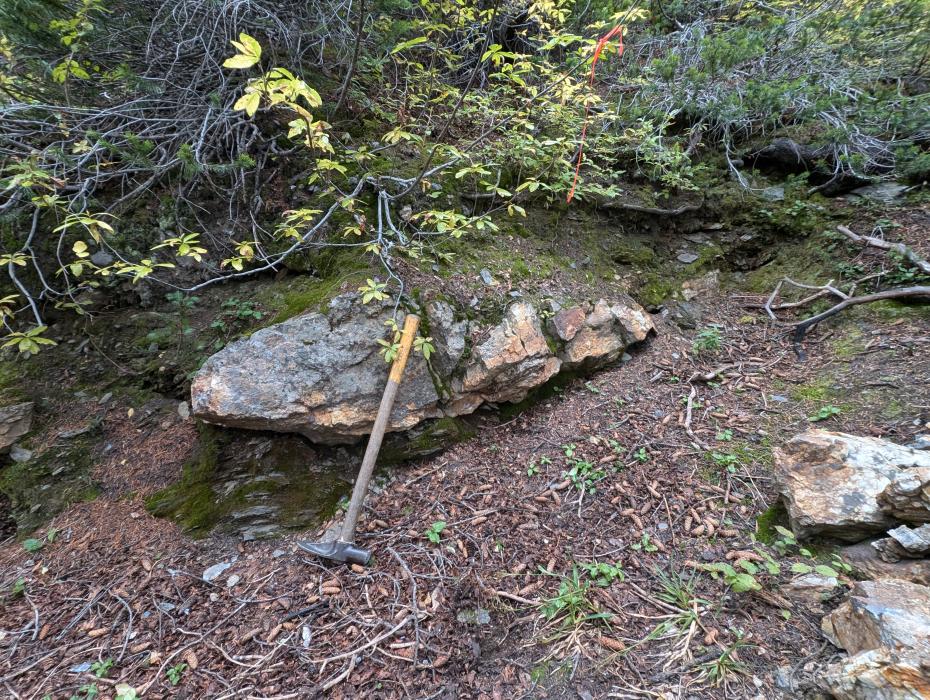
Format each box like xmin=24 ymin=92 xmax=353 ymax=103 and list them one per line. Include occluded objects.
xmin=837 ymin=225 xmax=930 ymax=275
xmin=792 ymin=286 xmax=930 ymax=341
xmin=596 ymin=199 xmax=704 ymax=216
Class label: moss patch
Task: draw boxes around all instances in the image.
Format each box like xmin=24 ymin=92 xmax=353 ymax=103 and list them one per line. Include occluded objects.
xmin=0 ymin=434 xmax=99 ymax=535
xmin=146 ymin=426 xmax=354 ymax=538
xmin=755 ymin=501 xmax=789 ymax=545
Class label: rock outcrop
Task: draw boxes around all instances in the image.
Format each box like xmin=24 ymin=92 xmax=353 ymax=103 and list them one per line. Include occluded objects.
xmin=879 ymin=467 xmax=930 ymax=524
xmin=820 ymin=579 xmax=930 ymax=699
xmin=823 ymin=579 xmax=930 ymax=654
xmin=192 ymin=294 xmax=654 ymax=444
xmin=459 ymin=302 xmax=561 ymax=404
xmin=820 ymin=647 xmax=930 ymax=700
xmin=874 ymin=524 xmax=930 ymax=562
xmin=774 ymin=431 xmax=930 ymax=541
xmin=841 ymin=541 xmax=930 ymax=586
xmin=551 ymin=299 xmax=653 ymax=369
xmin=0 ymin=402 xmax=33 ymax=452
xmin=191 ymin=302 xmax=443 ymax=444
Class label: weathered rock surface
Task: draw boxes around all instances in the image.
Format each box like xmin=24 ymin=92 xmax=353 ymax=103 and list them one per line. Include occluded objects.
xmin=553 ymin=299 xmax=654 ymax=370
xmin=0 ymin=402 xmax=33 ymax=452
xmin=879 ymin=467 xmax=930 ymax=524
xmin=774 ymin=432 xmax=930 ymax=541
xmin=820 ymin=647 xmax=930 ymax=700
xmin=460 ymin=301 xmax=561 ymax=404
xmin=191 ymin=299 xmax=442 ymax=444
xmin=783 ymin=572 xmax=839 ymax=606
xmin=874 ymin=524 xmax=930 ymax=562
xmin=822 ymin=579 xmax=930 ymax=654
xmin=841 ymin=541 xmax=930 ymax=586
xmin=192 ymin=294 xmax=654 ymax=444
xmin=821 ymin=579 xmax=930 ymax=700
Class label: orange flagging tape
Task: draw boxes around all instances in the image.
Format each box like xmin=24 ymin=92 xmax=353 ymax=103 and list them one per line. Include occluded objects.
xmin=566 ymin=25 xmax=624 ymax=204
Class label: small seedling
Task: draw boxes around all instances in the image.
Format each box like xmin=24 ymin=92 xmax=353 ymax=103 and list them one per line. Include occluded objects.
xmin=631 ymin=532 xmax=658 ymax=553
xmin=22 ymin=538 xmax=43 ymax=553
xmin=692 ymin=327 xmax=723 ymax=355
xmin=634 ymin=447 xmax=648 ymax=463
xmin=114 ymin=684 xmax=137 ymax=700
xmin=70 ymin=684 xmax=99 ymax=700
xmin=584 ymin=381 xmax=601 ymax=394
xmin=91 ymin=658 xmax=113 ymax=678
xmin=562 ymin=443 xmax=576 ymax=458
xmin=716 ymin=428 xmax=733 ymax=442
xmin=425 ymin=521 xmax=446 ymax=544
xmin=698 ymin=561 xmax=761 ymax=593
xmin=578 ymin=561 xmax=625 ymax=586
xmin=526 ymin=461 xmax=539 ymax=476
xmin=710 ymin=450 xmax=740 ymax=473
xmin=166 ymin=662 xmax=187 ymax=686
xmin=809 ymin=404 xmax=841 ymax=422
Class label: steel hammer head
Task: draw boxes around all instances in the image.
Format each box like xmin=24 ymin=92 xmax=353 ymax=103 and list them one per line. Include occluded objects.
xmin=297 ymin=539 xmax=371 ymax=566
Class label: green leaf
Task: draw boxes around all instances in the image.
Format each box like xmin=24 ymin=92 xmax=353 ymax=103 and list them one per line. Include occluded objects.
xmin=814 ymin=565 xmax=838 ymax=577
xmin=23 ymin=538 xmax=44 ymax=553
xmin=391 ymin=36 xmax=428 ymax=54
xmin=728 ymin=573 xmax=761 ymax=592
xmin=790 ymin=562 xmax=813 ymax=574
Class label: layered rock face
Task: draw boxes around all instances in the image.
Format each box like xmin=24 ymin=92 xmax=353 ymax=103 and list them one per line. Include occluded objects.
xmin=192 ymin=294 xmax=654 ymax=444
xmin=773 ymin=431 xmax=930 ymax=699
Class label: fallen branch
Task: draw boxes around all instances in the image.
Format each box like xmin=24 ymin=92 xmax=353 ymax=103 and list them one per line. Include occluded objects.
xmin=837 ymin=225 xmax=930 ymax=275
xmin=597 ymin=199 xmax=704 ymax=216
xmin=792 ymin=285 xmax=930 ymax=341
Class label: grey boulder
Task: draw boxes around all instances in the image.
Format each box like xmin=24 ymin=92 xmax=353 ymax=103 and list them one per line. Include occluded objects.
xmin=191 ymin=299 xmax=442 ymax=444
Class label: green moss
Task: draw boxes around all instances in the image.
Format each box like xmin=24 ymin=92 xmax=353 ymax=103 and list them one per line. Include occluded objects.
xmin=832 ymin=329 xmax=866 ymax=359
xmin=635 ymin=272 xmax=679 ymax=308
xmin=860 ymin=300 xmax=930 ymax=322
xmin=754 ymin=501 xmax=789 ymax=545
xmin=380 ymin=416 xmax=475 ymax=463
xmin=145 ymin=427 xmax=221 ymax=534
xmin=790 ymin=376 xmax=834 ymax=402
xmin=0 ymin=434 xmax=99 ymax=535
xmin=610 ymin=239 xmax=656 ymax=266
xmin=145 ymin=426 xmax=354 ymax=538
xmin=257 ymin=271 xmax=368 ymax=325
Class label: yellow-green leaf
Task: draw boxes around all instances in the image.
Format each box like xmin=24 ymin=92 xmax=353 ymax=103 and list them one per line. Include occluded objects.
xmin=234 ymin=91 xmax=261 ymax=117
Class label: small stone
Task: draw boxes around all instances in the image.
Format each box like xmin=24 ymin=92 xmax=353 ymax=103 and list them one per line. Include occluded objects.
xmin=783 ymin=572 xmax=838 ymax=605
xmin=849 ymin=182 xmax=908 ymax=203
xmin=226 ymin=574 xmax=241 ymax=588
xmin=202 ymin=562 xmax=232 ymax=582
xmin=209 ymin=593 xmax=220 ymax=602
xmin=677 ymin=251 xmax=700 ymax=264
xmin=909 ymin=435 xmax=930 ymax=451
xmin=479 ymin=268 xmax=496 ymax=286
xmin=0 ymin=402 xmax=33 ymax=452
xmin=177 ymin=402 xmax=190 ymax=419
xmin=98 ymin=392 xmax=112 ymax=405
xmin=9 ymin=444 xmax=32 ymax=462
xmin=90 ymin=250 xmax=114 ymax=267
xmin=271 ymin=549 xmax=286 ymax=558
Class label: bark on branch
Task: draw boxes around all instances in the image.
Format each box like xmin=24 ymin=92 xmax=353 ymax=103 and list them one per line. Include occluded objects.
xmin=836 ymin=225 xmax=930 ymax=276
